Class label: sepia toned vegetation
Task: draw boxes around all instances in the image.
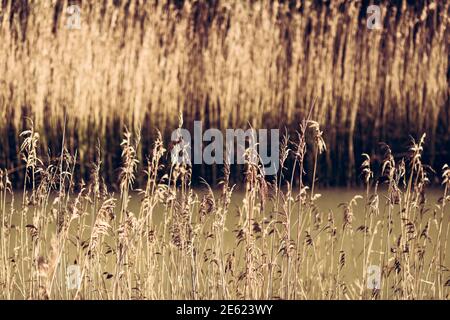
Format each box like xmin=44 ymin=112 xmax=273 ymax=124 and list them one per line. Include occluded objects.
xmin=0 ymin=0 xmax=449 ymax=186
xmin=0 ymin=0 xmax=448 ymax=300
xmin=0 ymin=119 xmax=449 ymax=300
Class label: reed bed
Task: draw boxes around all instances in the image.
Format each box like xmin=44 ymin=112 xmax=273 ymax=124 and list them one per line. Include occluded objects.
xmin=0 ymin=118 xmax=449 ymax=300
xmin=0 ymin=0 xmax=449 ymax=186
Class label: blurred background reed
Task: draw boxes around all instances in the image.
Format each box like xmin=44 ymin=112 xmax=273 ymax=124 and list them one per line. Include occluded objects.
xmin=0 ymin=0 xmax=448 ymax=188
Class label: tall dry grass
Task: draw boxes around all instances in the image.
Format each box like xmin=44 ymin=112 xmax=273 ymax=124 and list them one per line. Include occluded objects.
xmin=0 ymin=0 xmax=448 ymax=186
xmin=0 ymin=117 xmax=449 ymax=300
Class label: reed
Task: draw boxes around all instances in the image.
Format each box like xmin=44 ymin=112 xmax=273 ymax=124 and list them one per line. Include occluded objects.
xmin=0 ymin=118 xmax=448 ymax=300
xmin=0 ymin=0 xmax=448 ymax=186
